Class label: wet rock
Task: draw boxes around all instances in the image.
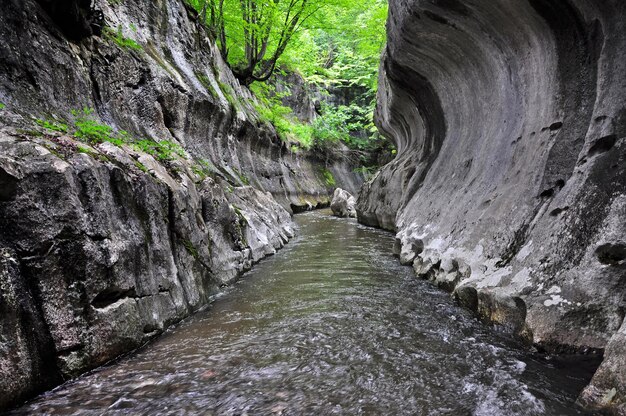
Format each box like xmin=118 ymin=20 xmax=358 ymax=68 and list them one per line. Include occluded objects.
xmin=454 ymin=286 xmax=479 ymax=314
xmin=0 ymin=0 xmax=362 ymax=214
xmin=330 ymin=188 xmax=356 ymax=218
xmin=395 ymin=228 xmax=425 ymax=265
xmin=36 ymin=0 xmax=100 ymax=40
xmin=477 ymin=291 xmax=532 ymax=342
xmin=435 ymin=271 xmax=462 ymax=293
xmin=399 ymin=238 xmax=424 ymax=266
xmin=0 ymin=248 xmax=62 ymax=409
xmin=412 ymin=256 xmax=434 ymax=276
xmin=595 ymin=242 xmax=626 ymax=266
xmin=580 ymin=318 xmax=626 ymax=413
xmin=0 ymin=131 xmax=300 ymax=405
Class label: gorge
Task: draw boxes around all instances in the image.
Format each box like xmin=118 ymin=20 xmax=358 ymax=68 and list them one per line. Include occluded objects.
xmin=0 ymin=0 xmax=625 ymax=414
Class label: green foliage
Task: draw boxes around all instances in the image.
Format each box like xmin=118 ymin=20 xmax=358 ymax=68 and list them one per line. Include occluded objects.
xmin=76 ymin=144 xmax=97 ymax=156
xmin=76 ymin=144 xmax=111 ymax=163
xmin=353 ymin=165 xmax=377 ymax=180
xmin=189 ymin=0 xmax=386 ymax=89
xmin=231 ymin=204 xmax=247 ymax=224
xmin=133 ymin=139 xmax=186 ymax=162
xmin=251 ymin=82 xmax=314 ymax=146
xmin=297 ymin=0 xmax=387 ymax=153
xmin=35 ymin=118 xmax=69 ymax=133
xmin=0 ymin=103 xmax=5 ymax=110
xmin=311 ymin=104 xmax=353 ymax=147
xmin=195 ymin=72 xmax=218 ymax=97
xmin=182 ymin=239 xmax=200 ymax=259
xmin=103 ymin=26 xmax=142 ymax=50
xmin=33 ymin=108 xmax=187 ymax=165
xmin=72 ymin=108 xmax=186 ymax=163
xmin=321 ymin=168 xmax=336 ymax=187
xmin=71 ymin=108 xmax=127 ymax=145
xmin=217 ymin=80 xmax=242 ymax=112
xmin=189 ymin=0 xmax=318 ymax=85
xmin=16 ymin=129 xmax=44 ymax=137
xmin=191 ymin=159 xmax=216 ymax=180
xmin=314 ymin=104 xmax=380 ymax=151
xmin=134 ymin=160 xmax=149 ymax=173
xmin=226 ymin=0 xmax=387 ymax=155
xmin=231 ymin=167 xmax=250 ymax=185
xmin=187 ymin=0 xmax=390 ymax=168
xmin=250 ymin=84 xmax=382 ymax=154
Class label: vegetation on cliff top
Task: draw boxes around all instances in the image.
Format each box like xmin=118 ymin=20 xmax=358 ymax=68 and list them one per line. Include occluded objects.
xmin=189 ymin=0 xmax=390 ymax=169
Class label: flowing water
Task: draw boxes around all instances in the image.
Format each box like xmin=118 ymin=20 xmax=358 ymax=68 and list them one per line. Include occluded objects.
xmin=12 ymin=210 xmax=598 ymax=415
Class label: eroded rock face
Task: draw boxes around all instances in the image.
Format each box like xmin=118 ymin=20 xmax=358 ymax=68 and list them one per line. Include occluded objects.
xmin=330 ymin=188 xmax=357 ymax=218
xmin=0 ymin=132 xmax=298 ymax=409
xmin=0 ymin=0 xmax=361 ymax=213
xmin=357 ymin=0 xmax=626 ymax=411
xmin=0 ymin=0 xmax=362 ymax=409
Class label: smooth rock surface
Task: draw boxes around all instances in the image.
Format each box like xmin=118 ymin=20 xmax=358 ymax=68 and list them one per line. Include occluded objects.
xmin=357 ymin=0 xmax=626 ymax=412
xmin=330 ymin=188 xmax=357 ymax=218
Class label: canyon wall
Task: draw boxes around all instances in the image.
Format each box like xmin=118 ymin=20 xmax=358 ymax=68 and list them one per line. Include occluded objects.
xmin=357 ymin=0 xmax=626 ymax=412
xmin=0 ymin=0 xmax=361 ymax=409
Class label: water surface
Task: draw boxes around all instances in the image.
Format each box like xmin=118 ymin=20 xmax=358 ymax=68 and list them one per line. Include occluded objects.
xmin=12 ymin=210 xmax=595 ymax=415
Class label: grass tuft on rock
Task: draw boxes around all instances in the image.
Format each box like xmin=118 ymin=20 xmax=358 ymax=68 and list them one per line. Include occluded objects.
xmin=34 ymin=107 xmax=187 ymax=165
xmin=103 ymin=26 xmax=142 ymax=51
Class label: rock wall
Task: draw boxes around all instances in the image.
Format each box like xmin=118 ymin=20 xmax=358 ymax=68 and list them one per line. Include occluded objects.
xmin=0 ymin=0 xmax=361 ymax=409
xmin=357 ymin=0 xmax=626 ymax=412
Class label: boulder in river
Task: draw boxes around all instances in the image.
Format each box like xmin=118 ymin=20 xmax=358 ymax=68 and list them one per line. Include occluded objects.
xmin=330 ymin=188 xmax=356 ymax=218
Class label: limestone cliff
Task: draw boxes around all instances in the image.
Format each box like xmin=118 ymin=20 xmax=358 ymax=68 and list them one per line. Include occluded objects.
xmin=357 ymin=0 xmax=626 ymax=411
xmin=0 ymin=0 xmax=361 ymax=409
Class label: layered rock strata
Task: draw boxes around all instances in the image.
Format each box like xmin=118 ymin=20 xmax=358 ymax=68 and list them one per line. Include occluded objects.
xmin=0 ymin=0 xmax=361 ymax=409
xmin=357 ymin=0 xmax=626 ymax=412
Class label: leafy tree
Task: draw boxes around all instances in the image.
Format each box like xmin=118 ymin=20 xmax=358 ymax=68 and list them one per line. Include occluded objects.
xmin=189 ymin=0 xmax=392 ymax=166
xmin=192 ymin=0 xmax=321 ymax=86
xmin=189 ymin=0 xmax=387 ymax=90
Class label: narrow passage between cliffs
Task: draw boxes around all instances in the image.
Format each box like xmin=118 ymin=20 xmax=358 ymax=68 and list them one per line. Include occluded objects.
xmin=11 ymin=210 xmax=599 ymax=415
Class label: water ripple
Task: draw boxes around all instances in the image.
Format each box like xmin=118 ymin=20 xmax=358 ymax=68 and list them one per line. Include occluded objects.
xmin=12 ymin=210 xmax=594 ymax=415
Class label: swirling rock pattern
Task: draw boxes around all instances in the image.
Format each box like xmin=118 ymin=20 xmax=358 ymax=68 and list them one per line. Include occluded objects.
xmin=357 ymin=0 xmax=626 ymax=411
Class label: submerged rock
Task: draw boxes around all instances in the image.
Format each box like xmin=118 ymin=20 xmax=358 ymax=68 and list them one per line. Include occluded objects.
xmin=330 ymin=188 xmax=357 ymax=218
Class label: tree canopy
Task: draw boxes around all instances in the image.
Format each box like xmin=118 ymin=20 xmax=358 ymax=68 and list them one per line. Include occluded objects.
xmin=189 ymin=0 xmax=390 ymax=171
xmin=190 ymin=0 xmax=317 ymax=85
xmin=189 ymin=0 xmax=387 ymax=90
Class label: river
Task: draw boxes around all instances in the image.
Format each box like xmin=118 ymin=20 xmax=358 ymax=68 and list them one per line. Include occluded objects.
xmin=11 ymin=210 xmax=597 ymax=415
